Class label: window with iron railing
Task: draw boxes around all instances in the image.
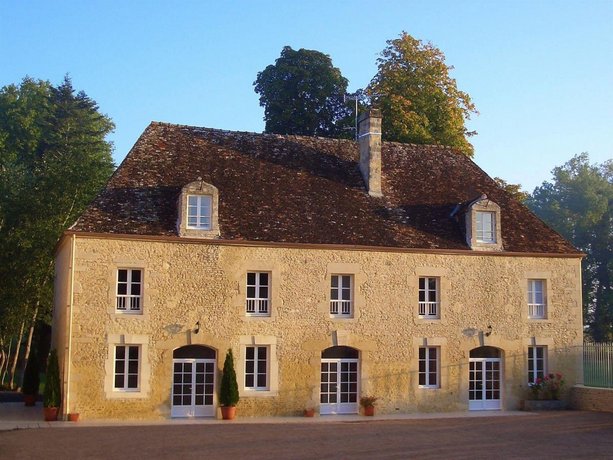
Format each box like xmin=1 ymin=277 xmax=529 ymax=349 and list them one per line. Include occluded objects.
xmin=528 ymin=279 xmax=547 ymax=319
xmin=246 ymin=272 xmax=270 ymax=316
xmin=116 ymin=269 xmax=142 ymax=313
xmin=330 ymin=275 xmax=353 ymax=317
xmin=418 ymin=277 xmax=440 ymax=319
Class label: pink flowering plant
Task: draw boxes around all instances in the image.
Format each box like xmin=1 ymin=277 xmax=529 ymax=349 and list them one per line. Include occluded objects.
xmin=528 ymin=373 xmax=565 ymax=400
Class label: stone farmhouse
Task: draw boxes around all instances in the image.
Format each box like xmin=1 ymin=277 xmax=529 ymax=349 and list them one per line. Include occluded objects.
xmin=52 ymin=110 xmax=583 ymax=419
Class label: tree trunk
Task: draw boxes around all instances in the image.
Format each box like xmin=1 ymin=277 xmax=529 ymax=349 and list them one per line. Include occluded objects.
xmin=20 ymin=305 xmax=39 ymax=388
xmin=1 ymin=338 xmax=13 ymax=386
xmin=9 ymin=321 xmax=25 ymax=389
xmin=0 ymin=338 xmax=5 ymax=385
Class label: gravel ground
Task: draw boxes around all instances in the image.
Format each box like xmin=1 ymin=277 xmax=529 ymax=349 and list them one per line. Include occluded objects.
xmin=1 ymin=411 xmax=612 ymax=459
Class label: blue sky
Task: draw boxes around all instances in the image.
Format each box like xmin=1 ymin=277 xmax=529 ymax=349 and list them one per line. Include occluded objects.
xmin=1 ymin=0 xmax=611 ymax=191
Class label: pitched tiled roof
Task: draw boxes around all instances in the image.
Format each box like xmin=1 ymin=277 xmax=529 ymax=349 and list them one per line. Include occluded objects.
xmin=71 ymin=122 xmax=578 ymax=254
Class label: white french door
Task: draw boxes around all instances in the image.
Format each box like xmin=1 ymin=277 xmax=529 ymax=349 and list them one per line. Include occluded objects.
xmin=469 ymin=358 xmax=502 ymax=410
xmin=320 ymin=358 xmax=359 ymax=415
xmin=171 ymin=358 xmax=215 ymax=417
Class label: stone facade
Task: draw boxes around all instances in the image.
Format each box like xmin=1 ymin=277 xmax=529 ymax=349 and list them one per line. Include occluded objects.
xmin=53 ymin=234 xmax=582 ymax=420
xmin=571 ymin=386 xmax=613 ymax=412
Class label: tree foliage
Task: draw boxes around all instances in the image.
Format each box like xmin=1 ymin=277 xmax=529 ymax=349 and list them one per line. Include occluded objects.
xmin=367 ymin=32 xmax=477 ymax=156
xmin=527 ymin=153 xmax=612 ymax=341
xmin=0 ymin=76 xmax=114 ymax=386
xmin=494 ymin=177 xmax=529 ymax=203
xmin=254 ymin=46 xmax=352 ymax=137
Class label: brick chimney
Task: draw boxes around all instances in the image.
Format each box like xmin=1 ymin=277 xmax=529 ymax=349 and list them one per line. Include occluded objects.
xmin=358 ymin=109 xmax=383 ymax=197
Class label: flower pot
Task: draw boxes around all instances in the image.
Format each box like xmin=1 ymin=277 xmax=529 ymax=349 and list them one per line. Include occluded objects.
xmin=43 ymin=407 xmax=59 ymax=421
xmin=221 ymin=406 xmax=236 ymax=420
xmin=363 ymin=406 xmax=375 ymax=416
xmin=23 ymin=394 xmax=37 ymax=407
xmin=304 ymin=408 xmax=315 ymax=417
xmin=68 ymin=413 xmax=80 ymax=422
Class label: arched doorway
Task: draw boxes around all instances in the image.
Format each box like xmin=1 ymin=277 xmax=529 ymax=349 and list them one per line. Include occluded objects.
xmin=469 ymin=346 xmax=502 ymax=410
xmin=320 ymin=346 xmax=359 ymax=415
xmin=171 ymin=345 xmax=216 ymax=417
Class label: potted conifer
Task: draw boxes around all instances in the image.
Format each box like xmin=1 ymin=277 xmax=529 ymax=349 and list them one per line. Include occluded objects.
xmin=43 ymin=349 xmax=61 ymax=421
xmin=22 ymin=348 xmax=40 ymax=407
xmin=219 ymin=348 xmax=239 ymax=420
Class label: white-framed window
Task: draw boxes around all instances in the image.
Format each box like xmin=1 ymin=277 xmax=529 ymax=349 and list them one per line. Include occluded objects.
xmin=246 ymin=272 xmax=270 ymax=316
xmin=114 ymin=345 xmax=140 ymax=391
xmin=245 ymin=345 xmax=268 ymax=390
xmin=418 ymin=277 xmax=440 ymax=319
xmin=116 ymin=268 xmax=142 ymax=313
xmin=418 ymin=347 xmax=439 ymax=388
xmin=528 ymin=346 xmax=547 ymax=383
xmin=330 ymin=274 xmax=353 ymax=317
xmin=476 ymin=211 xmax=496 ymax=243
xmin=528 ymin=279 xmax=547 ymax=319
xmin=187 ymin=195 xmax=212 ymax=230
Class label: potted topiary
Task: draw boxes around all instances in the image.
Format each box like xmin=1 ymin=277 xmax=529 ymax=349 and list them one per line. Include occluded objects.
xmin=219 ymin=348 xmax=239 ymax=420
xmin=43 ymin=349 xmax=61 ymax=421
xmin=22 ymin=348 xmax=40 ymax=407
xmin=360 ymin=395 xmax=378 ymax=416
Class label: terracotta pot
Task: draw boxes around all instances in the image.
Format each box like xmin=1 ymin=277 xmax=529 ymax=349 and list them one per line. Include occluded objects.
xmin=363 ymin=405 xmax=375 ymax=416
xmin=221 ymin=406 xmax=236 ymax=420
xmin=304 ymin=408 xmax=315 ymax=417
xmin=68 ymin=413 xmax=80 ymax=422
xmin=23 ymin=394 xmax=37 ymax=407
xmin=43 ymin=407 xmax=59 ymax=421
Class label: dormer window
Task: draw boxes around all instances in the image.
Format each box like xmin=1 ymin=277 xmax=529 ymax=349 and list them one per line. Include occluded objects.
xmin=177 ymin=179 xmax=220 ymax=238
xmin=465 ymin=194 xmax=502 ymax=251
xmin=187 ymin=195 xmax=212 ymax=230
xmin=476 ymin=211 xmax=496 ymax=243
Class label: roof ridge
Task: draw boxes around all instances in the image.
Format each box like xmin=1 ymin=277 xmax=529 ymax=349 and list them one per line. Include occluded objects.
xmin=150 ymin=121 xmax=463 ymax=152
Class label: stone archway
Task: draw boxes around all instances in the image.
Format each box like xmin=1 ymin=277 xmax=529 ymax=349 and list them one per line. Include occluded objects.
xmin=171 ymin=345 xmax=216 ymax=417
xmin=469 ymin=346 xmax=502 ymax=410
xmin=320 ymin=346 xmax=360 ymax=415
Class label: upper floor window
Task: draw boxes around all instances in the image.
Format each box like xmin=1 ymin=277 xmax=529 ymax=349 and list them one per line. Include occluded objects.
xmin=116 ymin=269 xmax=142 ymax=313
xmin=187 ymin=195 xmax=212 ymax=230
xmin=418 ymin=347 xmax=439 ymax=388
xmin=464 ymin=195 xmax=503 ymax=251
xmin=419 ymin=277 xmax=440 ymax=319
xmin=528 ymin=346 xmax=547 ymax=383
xmin=246 ymin=272 xmax=270 ymax=316
xmin=330 ymin=274 xmax=353 ymax=317
xmin=528 ymin=279 xmax=547 ymax=319
xmin=114 ymin=345 xmax=140 ymax=391
xmin=476 ymin=211 xmax=496 ymax=243
xmin=177 ymin=179 xmax=220 ymax=238
xmin=245 ymin=345 xmax=268 ymax=390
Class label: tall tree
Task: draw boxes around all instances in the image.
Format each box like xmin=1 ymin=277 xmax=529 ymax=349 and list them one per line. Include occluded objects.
xmin=494 ymin=177 xmax=529 ymax=203
xmin=368 ymin=32 xmax=477 ymax=156
xmin=527 ymin=153 xmax=612 ymax=341
xmin=254 ymin=46 xmax=352 ymax=138
xmin=0 ymin=76 xmax=115 ymax=387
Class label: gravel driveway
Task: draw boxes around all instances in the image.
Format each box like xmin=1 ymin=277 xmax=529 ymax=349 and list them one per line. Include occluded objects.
xmin=1 ymin=411 xmax=612 ymax=459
